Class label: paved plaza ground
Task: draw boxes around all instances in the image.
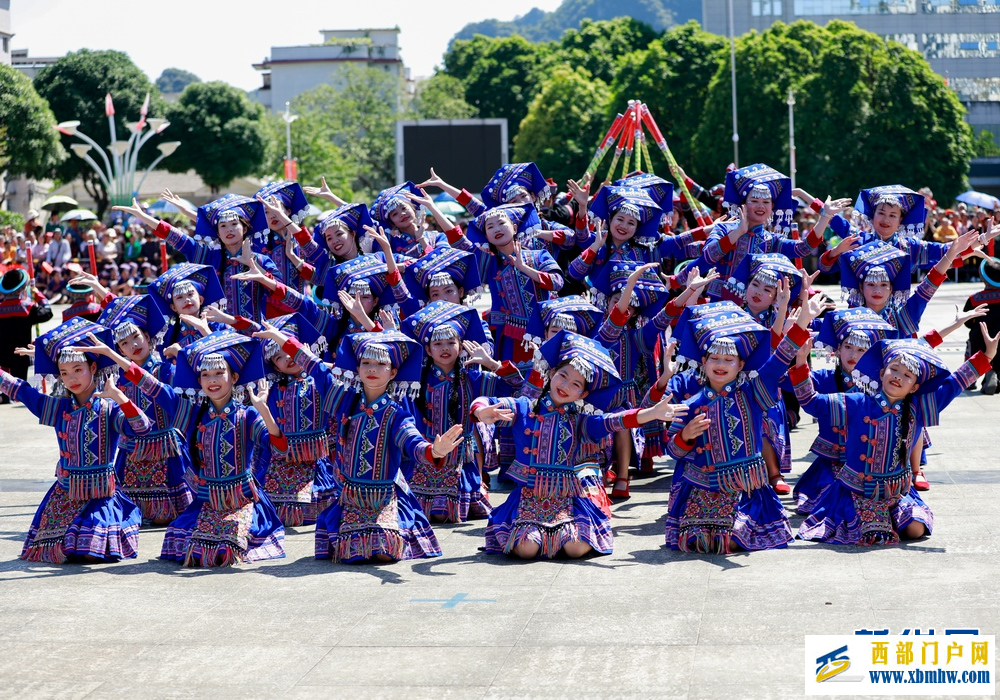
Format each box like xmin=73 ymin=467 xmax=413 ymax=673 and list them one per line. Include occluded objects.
xmin=0 ymin=283 xmax=997 ymax=699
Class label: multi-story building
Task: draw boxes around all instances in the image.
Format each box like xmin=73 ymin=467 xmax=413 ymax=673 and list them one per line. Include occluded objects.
xmin=0 ymin=0 xmax=11 ymax=67
xmin=11 ymin=48 xmax=58 ymax=79
xmin=702 ymin=0 xmax=1000 ymax=141
xmin=251 ymin=28 xmax=408 ymax=112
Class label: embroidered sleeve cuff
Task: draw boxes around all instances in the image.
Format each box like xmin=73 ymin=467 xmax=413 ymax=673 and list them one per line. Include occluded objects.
xmin=579 ymin=247 xmax=597 ymax=264
xmin=298 ymin=263 xmax=315 ymax=282
xmin=720 ymin=235 xmax=736 ymax=254
xmin=154 ymin=220 xmax=172 ymax=240
xmin=789 ymin=363 xmax=811 ymax=385
xmin=119 ymin=400 xmax=141 ymax=419
xmin=385 ymin=268 xmax=402 ymax=286
xmin=101 ymin=292 xmax=116 ymax=308
xmin=971 ymin=351 xmax=993 ymax=376
xmin=293 ymin=227 xmax=312 ymax=246
xmin=496 ymin=360 xmax=517 ymax=378
xmin=469 ymin=398 xmax=490 ymax=422
xmin=551 ymin=229 xmax=567 ymax=246
xmin=124 ymin=362 xmax=144 ymax=385
xmin=271 ymin=282 xmax=288 ymax=303
xmin=609 ymin=304 xmax=630 ymax=327
xmin=270 ymin=434 xmax=288 ymax=453
xmin=923 ymin=329 xmax=944 ymax=348
xmin=537 ymin=272 xmax=554 ymax=290
xmin=457 ymin=189 xmax=473 ymax=207
xmin=575 ymin=214 xmax=589 ymax=230
xmin=771 ymin=330 xmax=783 ymax=349
xmin=233 ymin=316 xmax=253 ymax=332
xmin=371 ymin=322 xmax=384 ymax=332
xmin=527 ymin=370 xmax=544 ymax=388
xmin=786 ymin=324 xmax=810 ymax=346
xmin=648 ymin=384 xmax=665 ymax=403
xmin=690 ymin=226 xmax=707 ymax=242
xmin=445 ymin=225 xmax=464 ymax=245
xmin=819 ymin=250 xmax=838 ymax=269
xmin=927 ymin=268 xmax=947 ymax=287
xmin=810 ymin=198 xmax=824 ymax=213
xmin=281 ymin=337 xmax=304 ymax=358
xmin=621 ymin=409 xmax=641 ymax=430
xmin=673 ymin=432 xmax=695 ymax=451
xmin=806 ymin=228 xmax=824 ymax=248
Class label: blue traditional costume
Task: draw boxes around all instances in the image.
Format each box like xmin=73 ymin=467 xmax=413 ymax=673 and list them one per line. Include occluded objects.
xmin=297 ymin=202 xmax=374 ymax=290
xmin=152 ymin=194 xmax=279 ymax=322
xmin=473 ymin=331 xmax=639 ymax=557
xmin=793 ymin=340 xmax=991 ymax=545
xmin=125 ymin=331 xmax=286 ymax=566
xmin=98 ymin=295 xmax=193 ymax=522
xmin=696 ymin=164 xmax=824 ymax=300
xmin=248 ymin=313 xmax=340 ymax=527
xmin=0 ymin=319 xmax=152 ymax=562
xmin=402 ymin=302 xmax=525 ymax=522
xmin=664 ymin=304 xmax=808 ymax=553
xmin=370 ymin=182 xmax=451 ymax=258
xmin=148 ymin=262 xmax=227 ymax=356
xmin=310 ymin=331 xmax=443 ymax=562
xmin=788 ymin=309 xmax=895 ymax=515
xmin=253 ymin=181 xmax=313 ymax=295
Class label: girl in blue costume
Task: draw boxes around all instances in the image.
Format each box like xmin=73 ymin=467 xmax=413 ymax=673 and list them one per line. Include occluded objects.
xmin=252 ymin=181 xmax=313 ymax=295
xmin=146 ymin=262 xmax=227 ymax=358
xmin=114 ymin=196 xmax=279 ymax=323
xmin=92 ymin=295 xmax=194 ymax=524
xmin=293 ymin=202 xmax=372 ymax=292
xmin=472 ymin=330 xmax=687 ymax=558
xmin=204 ymin=312 xmax=339 ymax=528
xmin=402 ymin=301 xmax=526 ymax=522
xmin=725 ymin=252 xmax=808 ymax=495
xmin=792 ymin=332 xmax=999 ymax=545
xmin=288 ymin=330 xmax=464 ymax=562
xmin=0 ymin=319 xmax=152 ymax=563
xmin=370 ymin=182 xmax=453 ymax=258
xmin=568 ymin=183 xmax=706 ymax=285
xmin=790 ymin=308 xmax=896 ymax=515
xmin=696 ymin=164 xmax=850 ymax=301
xmin=123 ymin=331 xmax=286 ymax=566
xmin=663 ymin=296 xmax=823 ymax=553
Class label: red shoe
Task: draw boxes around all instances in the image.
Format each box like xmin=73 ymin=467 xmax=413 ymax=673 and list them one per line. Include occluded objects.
xmin=770 ymin=477 xmax=791 ymax=496
xmin=604 ymin=469 xmax=616 ymax=487
xmin=913 ymin=470 xmax=930 ymax=491
xmin=638 ymin=455 xmax=655 ymax=475
xmin=610 ymin=474 xmax=630 ymax=499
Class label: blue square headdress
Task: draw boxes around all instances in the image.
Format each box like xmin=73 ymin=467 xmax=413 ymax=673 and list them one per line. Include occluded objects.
xmin=839 ymin=241 xmax=911 ymax=307
xmin=851 ymin=339 xmax=952 ymax=426
xmin=537 ymin=295 xmax=605 ymax=338
xmin=193 ymin=194 xmax=267 ymax=250
xmin=727 ymin=252 xmax=803 ymax=302
xmin=370 ymin=182 xmax=424 ymax=230
xmin=313 ymin=202 xmax=374 ymax=254
xmin=590 ymin=260 xmax=670 ymax=318
xmin=261 ymin=312 xmax=327 ymax=365
xmin=401 ymin=300 xmax=488 ymax=347
xmin=613 ymin=173 xmax=674 ymax=213
xmin=589 ymin=185 xmax=664 ymax=244
xmin=723 ymin=163 xmax=796 ymax=233
xmin=535 ymin=329 xmax=623 ymax=413
xmin=675 ymin=302 xmax=770 ymax=377
xmin=480 ymin=163 xmax=548 ymax=209
xmin=35 ymin=318 xmax=119 ymax=394
xmin=333 ymin=330 xmax=423 ymax=400
xmin=857 ymin=185 xmax=925 ymax=239
xmin=814 ymin=307 xmax=896 ymax=354
xmin=466 ymin=202 xmax=542 ymax=249
xmin=148 ymin=262 xmax=226 ymax=316
xmin=404 ymin=246 xmax=485 ymax=305
xmin=97 ymin=294 xmax=167 ymax=347
xmin=321 ymin=251 xmax=410 ymax=315
xmin=251 ymin=181 xmax=312 ymax=252
xmin=173 ymin=330 xmax=266 ymax=400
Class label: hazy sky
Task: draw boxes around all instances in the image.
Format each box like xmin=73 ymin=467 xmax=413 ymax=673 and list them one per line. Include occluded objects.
xmin=10 ymin=0 xmax=564 ymax=90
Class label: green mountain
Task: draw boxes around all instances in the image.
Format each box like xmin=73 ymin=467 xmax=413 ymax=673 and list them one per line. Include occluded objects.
xmin=451 ymin=0 xmax=699 ymax=44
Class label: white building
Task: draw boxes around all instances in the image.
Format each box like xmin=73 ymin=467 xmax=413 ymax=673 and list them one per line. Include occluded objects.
xmin=251 ymin=28 xmax=408 ymax=111
xmin=0 ymin=0 xmax=11 ymax=66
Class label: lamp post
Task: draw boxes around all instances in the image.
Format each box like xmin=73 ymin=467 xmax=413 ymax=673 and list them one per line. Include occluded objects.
xmin=56 ymin=92 xmax=179 ymax=212
xmin=728 ymin=0 xmax=739 ymax=168
xmin=787 ymin=88 xmax=796 ymax=191
xmin=282 ymin=101 xmax=299 ymax=180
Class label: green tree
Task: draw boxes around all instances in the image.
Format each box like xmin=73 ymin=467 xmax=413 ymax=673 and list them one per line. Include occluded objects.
xmin=289 ymin=65 xmax=404 ymax=201
xmin=34 ymin=49 xmax=166 ymax=218
xmin=155 ymin=67 xmax=201 ymax=94
xmin=514 ymin=65 xmax=612 ymax=186
xmin=164 ymin=81 xmax=272 ymax=193
xmin=409 ymin=73 xmax=477 ymax=119
xmin=0 ymin=64 xmax=64 ymax=186
xmin=443 ymin=35 xmax=552 ymax=151
xmin=610 ymin=21 xmax=726 ymax=180
xmin=556 ymin=17 xmax=659 ymax=85
xmin=794 ymin=21 xmax=973 ymax=202
xmin=692 ymin=21 xmax=827 ymax=185
xmin=265 ymin=112 xmax=355 ymax=204
xmin=972 ymin=129 xmax=1000 ymax=158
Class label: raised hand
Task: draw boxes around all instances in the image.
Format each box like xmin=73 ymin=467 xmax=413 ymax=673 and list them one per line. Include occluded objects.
xmin=363 ymin=224 xmax=392 ymax=254
xmin=588 ymin=220 xmax=606 ymax=252
xmin=949 ymin=229 xmax=982 ymax=260
xmin=160 ymin=189 xmax=196 ymax=221
xmin=302 ymin=177 xmax=343 ymax=205
xmin=474 ymin=403 xmax=515 ymax=425
xmin=796 ymin=293 xmax=833 ymax=327
xmin=645 ymin=394 xmax=690 ymax=424
xmin=13 ymin=344 xmax=34 ymax=357
xmin=463 ymin=340 xmax=500 ymax=372
xmin=162 ymin=343 xmax=181 ymax=360
xmin=111 ymin=197 xmax=158 ymax=228
xmin=783 ymin=307 xmax=802 ymax=334
xmin=285 ymin=234 xmax=303 ymax=269
xmin=731 ymin=205 xmax=749 ymax=239
xmin=248 ymin=378 xmax=270 ymax=410
xmin=416 ymin=167 xmax=447 ymax=191
xmin=65 ymin=332 xmax=112 ymax=357
xmin=94 ymin=381 xmax=128 ymax=405
xmin=404 ymin=189 xmax=435 ymax=211
xmin=567 ymin=177 xmax=590 ymax=209
xmin=655 ymin=339 xmax=678 ymax=389
xmin=201 ymin=305 xmax=234 ymax=326
xmin=680 ymin=414 xmax=712 ymax=442
xmin=831 ymin=234 xmax=861 ymax=257
xmin=775 ymin=277 xmax=791 ymax=309
xmin=179 ymin=314 xmax=212 ymax=337
xmin=67 ymin=271 xmax=111 ymax=300
xmin=795 ymin=335 xmax=813 ymax=366
xmin=982 ymin=322 xmax=1000 ymax=361
xmin=378 ymin=308 xmax=397 ymax=331
xmin=819 ymin=196 xmax=853 ymax=218
xmin=252 ymin=321 xmax=289 ymax=348
xmin=801 ymin=269 xmax=821 ymax=302
xmin=956 ymin=303 xmax=989 ymax=325
xmin=431 ymin=423 xmax=466 ymax=458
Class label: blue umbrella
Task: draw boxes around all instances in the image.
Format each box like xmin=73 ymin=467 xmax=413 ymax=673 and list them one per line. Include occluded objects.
xmin=955 ymin=190 xmax=1000 ymax=211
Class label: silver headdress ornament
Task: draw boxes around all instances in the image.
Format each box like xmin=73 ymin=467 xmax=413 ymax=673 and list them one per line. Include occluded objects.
xmin=844 ymin=330 xmax=873 ymax=351
xmin=430 ymin=325 xmax=460 ymax=342
xmin=706 ymin=337 xmax=739 ymax=358
xmin=348 ymin=278 xmax=372 ymax=296
xmin=568 ymin=356 xmax=595 ymax=384
xmin=58 ymin=349 xmax=88 ymax=365
xmin=483 ymin=208 xmax=512 ymax=222
xmin=502 ymin=185 xmax=530 ymax=203
xmin=198 ymin=353 xmax=228 ymax=372
xmin=615 ymin=203 xmax=642 ymax=220
xmin=385 ymin=196 xmax=409 ymax=214
xmin=112 ymin=321 xmax=142 ymax=344
xmin=217 ymin=210 xmax=240 ymax=224
xmin=428 ymin=271 xmax=455 ymax=288
xmin=864 ymin=266 xmax=891 ymax=285
xmin=874 ymin=193 xmax=905 ymax=211
xmin=169 ymin=280 xmax=197 ymax=300
xmin=749 ymin=183 xmax=773 ymax=200
xmin=361 ymin=343 xmax=391 ymax=365
xmin=893 ymin=352 xmax=922 ymax=377
xmin=751 ymin=268 xmax=780 ymax=287
xmin=550 ymin=313 xmax=577 ymax=331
